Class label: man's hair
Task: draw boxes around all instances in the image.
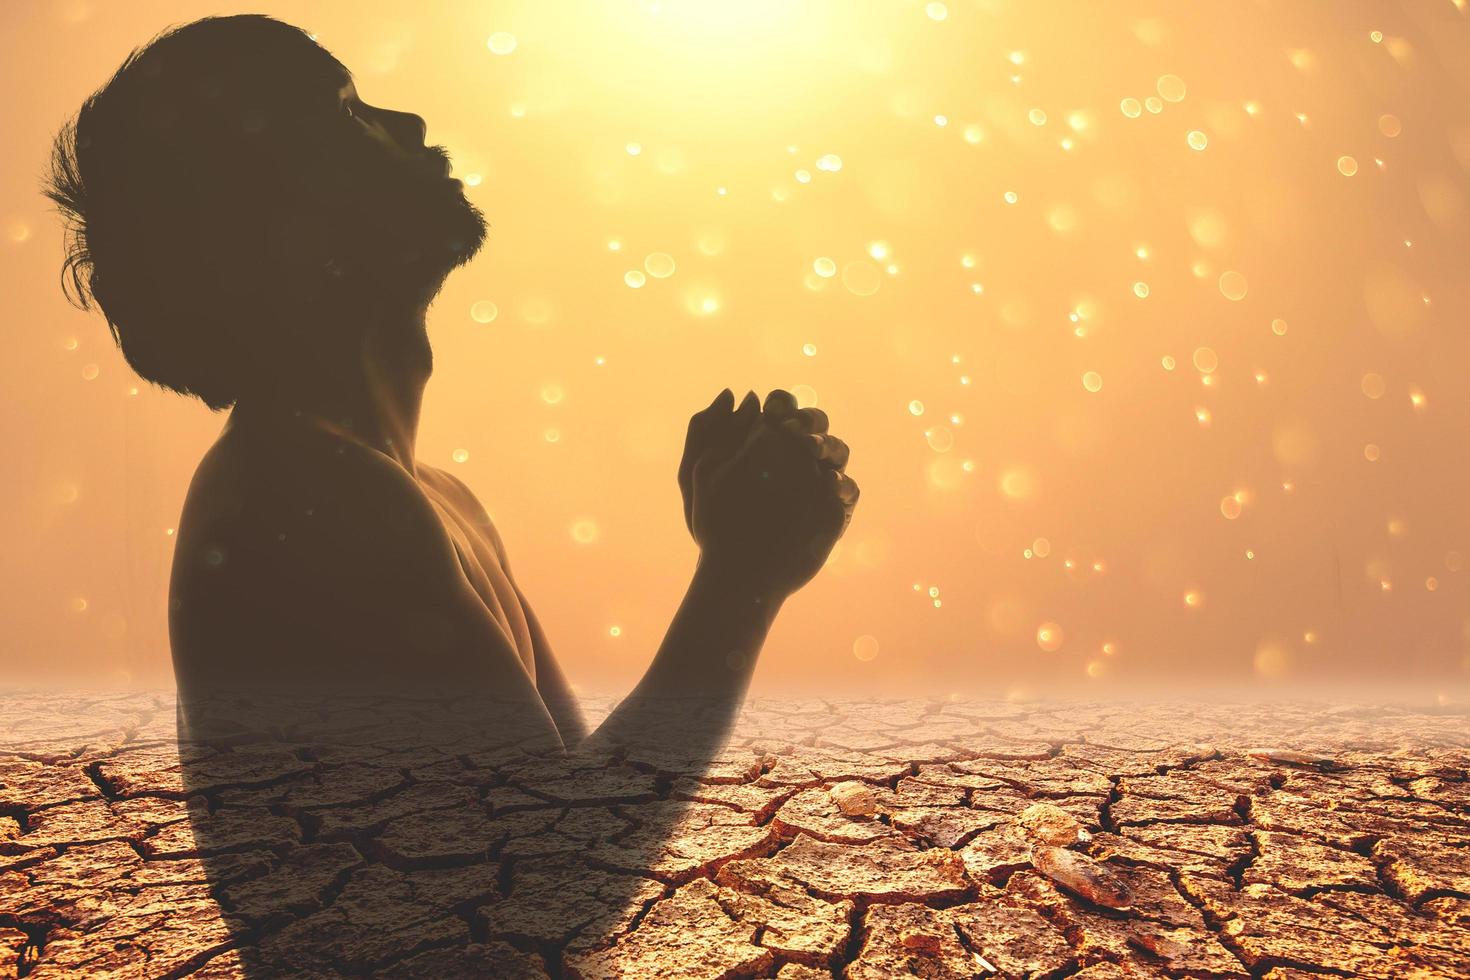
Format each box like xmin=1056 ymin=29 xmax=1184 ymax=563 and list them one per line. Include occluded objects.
xmin=43 ymin=15 xmax=344 ymax=411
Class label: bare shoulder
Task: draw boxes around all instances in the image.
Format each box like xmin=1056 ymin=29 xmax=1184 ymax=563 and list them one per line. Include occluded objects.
xmin=175 ymin=426 xmax=452 ymax=579
xmin=418 ymin=464 xmax=491 ymax=522
xmin=168 ymin=427 xmax=473 ymax=672
xmin=417 ymin=464 xmax=511 ymax=564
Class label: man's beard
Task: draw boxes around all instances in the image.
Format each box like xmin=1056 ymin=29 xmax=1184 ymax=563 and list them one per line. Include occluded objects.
xmin=395 ymin=181 xmax=488 ymax=275
xmin=340 ymin=179 xmax=489 ymax=290
xmin=442 ymin=190 xmax=489 ymax=272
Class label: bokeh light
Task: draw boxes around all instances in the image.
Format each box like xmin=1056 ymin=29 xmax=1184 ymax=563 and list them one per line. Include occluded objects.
xmin=5 ymin=1 xmax=1469 ymax=700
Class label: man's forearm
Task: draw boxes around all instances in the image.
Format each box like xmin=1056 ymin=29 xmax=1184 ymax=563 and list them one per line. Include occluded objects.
xmin=575 ymin=554 xmax=785 ymax=754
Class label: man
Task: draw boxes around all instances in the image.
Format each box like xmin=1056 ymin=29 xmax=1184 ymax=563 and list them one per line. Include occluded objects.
xmin=45 ymin=14 xmax=859 ymax=753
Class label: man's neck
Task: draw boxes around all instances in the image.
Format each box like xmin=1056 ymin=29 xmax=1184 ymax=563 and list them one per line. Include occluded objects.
xmin=230 ymin=307 xmax=434 ymax=476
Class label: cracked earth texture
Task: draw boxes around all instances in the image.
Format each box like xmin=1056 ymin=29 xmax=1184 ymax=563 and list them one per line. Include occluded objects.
xmin=2 ymin=693 xmax=1468 ymax=978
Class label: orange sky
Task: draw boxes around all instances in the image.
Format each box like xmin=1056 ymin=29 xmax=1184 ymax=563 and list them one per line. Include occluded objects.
xmin=4 ymin=0 xmax=1470 ymax=699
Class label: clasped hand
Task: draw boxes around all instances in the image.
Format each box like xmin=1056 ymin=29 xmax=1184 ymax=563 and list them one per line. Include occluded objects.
xmin=678 ymin=388 xmax=860 ymax=599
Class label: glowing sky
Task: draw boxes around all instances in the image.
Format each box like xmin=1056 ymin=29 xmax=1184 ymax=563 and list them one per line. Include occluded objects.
xmin=3 ymin=0 xmax=1470 ymax=698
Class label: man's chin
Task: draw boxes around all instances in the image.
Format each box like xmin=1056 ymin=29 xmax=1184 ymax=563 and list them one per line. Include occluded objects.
xmin=349 ymin=191 xmax=487 ymax=285
xmin=441 ymin=194 xmax=488 ymax=270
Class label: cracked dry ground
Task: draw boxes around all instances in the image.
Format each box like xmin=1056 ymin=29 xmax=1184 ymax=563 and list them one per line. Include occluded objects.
xmin=3 ymin=695 xmax=1470 ymax=979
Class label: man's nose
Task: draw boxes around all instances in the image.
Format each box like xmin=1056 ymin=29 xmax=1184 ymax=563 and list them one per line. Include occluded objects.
xmin=381 ymin=108 xmax=428 ymax=148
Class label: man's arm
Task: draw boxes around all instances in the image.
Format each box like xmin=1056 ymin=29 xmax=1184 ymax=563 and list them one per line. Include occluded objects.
xmin=417 ymin=387 xmax=856 ymax=761
xmin=419 ymin=465 xmax=590 ymax=744
xmin=576 ymin=388 xmax=857 ymax=758
xmin=424 ymin=471 xmax=772 ymax=754
xmin=513 ymin=581 xmax=591 ymax=746
xmin=419 ymin=410 xmax=795 ymax=757
xmin=573 ymin=553 xmax=785 ymax=757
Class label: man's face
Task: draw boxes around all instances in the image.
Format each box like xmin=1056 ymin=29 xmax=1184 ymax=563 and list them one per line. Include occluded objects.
xmin=282 ymin=49 xmax=488 ymax=285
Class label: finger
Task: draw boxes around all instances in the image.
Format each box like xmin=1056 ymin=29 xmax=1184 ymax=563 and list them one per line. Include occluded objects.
xmin=779 ymin=425 xmax=824 ymax=462
xmin=737 ymin=421 xmax=820 ymax=488
xmin=690 ymin=388 xmax=733 ymax=424
xmin=682 ymin=389 xmax=734 ymax=528
xmin=774 ymin=407 xmax=829 ymax=436
xmin=702 ymin=391 xmax=760 ymax=461
xmin=776 ymin=427 xmax=850 ymax=470
xmin=762 ymin=388 xmax=798 ymax=422
xmin=812 ymin=478 xmax=856 ymax=542
xmin=686 ymin=388 xmax=733 ymax=443
xmin=832 ymin=469 xmax=860 ymax=507
xmin=738 ymin=389 xmax=760 ymax=411
xmin=736 ymin=389 xmax=761 ymax=421
xmin=813 ymin=433 xmax=850 ymax=470
xmin=733 ymin=408 xmax=777 ymax=460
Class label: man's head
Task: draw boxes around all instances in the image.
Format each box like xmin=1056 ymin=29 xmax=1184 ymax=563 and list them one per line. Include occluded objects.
xmin=44 ymin=15 xmax=487 ymax=410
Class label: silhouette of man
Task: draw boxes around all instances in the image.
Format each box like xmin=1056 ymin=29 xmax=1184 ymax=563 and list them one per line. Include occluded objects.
xmin=45 ymin=14 xmax=859 ymax=752
xmin=45 ymin=16 xmax=860 ymax=974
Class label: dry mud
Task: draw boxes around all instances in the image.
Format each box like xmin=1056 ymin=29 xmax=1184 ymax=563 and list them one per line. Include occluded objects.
xmin=2 ymin=693 xmax=1467 ymax=978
